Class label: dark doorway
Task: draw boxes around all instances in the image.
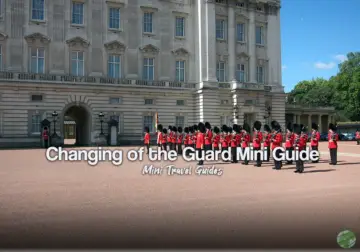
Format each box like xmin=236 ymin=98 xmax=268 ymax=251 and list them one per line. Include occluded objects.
xmin=63 ymin=105 xmax=91 ymax=146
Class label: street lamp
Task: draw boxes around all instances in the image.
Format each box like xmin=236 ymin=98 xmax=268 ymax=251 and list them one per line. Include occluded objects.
xmin=52 ymin=110 xmax=58 ymax=136
xmin=99 ymin=112 xmax=104 ymax=135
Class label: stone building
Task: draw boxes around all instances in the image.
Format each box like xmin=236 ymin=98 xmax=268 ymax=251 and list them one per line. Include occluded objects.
xmin=0 ymin=0 xmax=284 ymax=147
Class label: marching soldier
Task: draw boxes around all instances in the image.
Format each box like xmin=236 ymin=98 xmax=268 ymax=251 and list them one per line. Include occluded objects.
xmin=188 ymin=126 xmax=194 ymax=153
xmin=284 ymin=123 xmax=294 ymax=165
xmin=167 ymin=126 xmax=173 ymax=151
xmin=213 ymin=126 xmax=221 ymax=151
xmin=161 ymin=128 xmax=167 ymax=151
xmin=156 ymin=124 xmax=163 ymax=148
xmin=204 ymin=122 xmax=213 ymax=152
xmin=356 ymin=129 xmax=360 ymax=145
xmin=310 ymin=123 xmax=320 ymax=163
xmin=231 ymin=124 xmax=239 ymax=163
xmin=263 ymin=124 xmax=271 ymax=162
xmin=271 ymin=121 xmax=283 ymax=170
xmin=328 ymin=123 xmax=339 ymax=165
xmin=196 ymin=122 xmax=206 ymax=165
xmin=193 ymin=124 xmax=198 ymax=150
xmin=293 ymin=124 xmax=305 ymax=173
xmin=253 ymin=121 xmax=263 ymax=167
xmin=241 ymin=123 xmax=251 ymax=165
xmin=144 ymin=126 xmax=150 ymax=154
xmin=184 ymin=127 xmax=190 ymax=156
xmin=220 ymin=125 xmax=229 ymax=160
xmin=300 ymin=125 xmax=308 ymax=148
xmin=236 ymin=125 xmax=243 ymax=148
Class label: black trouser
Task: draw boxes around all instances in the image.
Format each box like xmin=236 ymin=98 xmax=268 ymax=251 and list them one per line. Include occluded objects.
xmin=144 ymin=144 xmax=150 ymax=154
xmin=253 ymin=147 xmax=262 ymax=166
xmin=196 ymin=148 xmax=203 ymax=165
xmin=242 ymin=147 xmax=249 ymax=165
xmin=205 ymin=144 xmax=212 ymax=152
xmin=286 ymin=147 xmax=293 ymax=164
xmin=214 ymin=146 xmax=219 ymax=152
xmin=330 ymin=148 xmax=337 ymax=165
xmin=357 ymin=140 xmax=360 ymax=145
xmin=177 ymin=143 xmax=182 ymax=155
xmin=311 ymin=145 xmax=319 ymax=162
xmin=44 ymin=139 xmax=48 ymax=148
xmin=264 ymin=146 xmax=270 ymax=162
xmin=222 ymin=147 xmax=229 ymax=161
xmin=273 ymin=148 xmax=282 ymax=169
xmin=157 ymin=143 xmax=161 ymax=148
xmin=162 ymin=143 xmax=167 ymax=151
xmin=231 ymin=147 xmax=238 ymax=163
xmin=295 ymin=159 xmax=304 ymax=173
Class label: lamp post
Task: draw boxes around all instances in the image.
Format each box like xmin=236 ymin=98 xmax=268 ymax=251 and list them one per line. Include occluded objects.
xmin=99 ymin=112 xmax=104 ymax=135
xmin=52 ymin=111 xmax=58 ymax=136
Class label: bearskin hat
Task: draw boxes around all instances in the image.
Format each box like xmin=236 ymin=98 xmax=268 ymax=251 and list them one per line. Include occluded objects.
xmin=173 ymin=126 xmax=178 ymax=132
xmin=271 ymin=120 xmax=280 ymax=130
xmin=144 ymin=126 xmax=149 ymax=133
xmin=329 ymin=123 xmax=336 ymax=131
xmin=189 ymin=126 xmax=194 ymax=133
xmin=312 ymin=123 xmax=318 ymax=130
xmin=243 ymin=122 xmax=250 ymax=133
xmin=213 ymin=126 xmax=220 ymax=134
xmin=184 ymin=127 xmax=188 ymax=133
xmin=293 ymin=124 xmax=301 ymax=134
xmin=253 ymin=121 xmax=262 ymax=131
xmin=193 ymin=124 xmax=198 ymax=131
xmin=264 ymin=124 xmax=271 ymax=132
xmin=178 ymin=127 xmax=183 ymax=133
xmin=221 ymin=125 xmax=227 ymax=132
xmin=238 ymin=125 xmax=243 ymax=131
xmin=286 ymin=122 xmax=293 ymax=131
xmin=232 ymin=124 xmax=238 ymax=132
xmin=162 ymin=128 xmax=167 ymax=134
xmin=300 ymin=124 xmax=306 ymax=132
xmin=198 ymin=122 xmax=206 ymax=133
xmin=205 ymin=122 xmax=211 ymax=129
xmin=157 ymin=124 xmax=163 ymax=131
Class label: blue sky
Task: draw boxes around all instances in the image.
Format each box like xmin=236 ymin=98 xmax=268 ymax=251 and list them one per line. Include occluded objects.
xmin=281 ymin=0 xmax=360 ymax=92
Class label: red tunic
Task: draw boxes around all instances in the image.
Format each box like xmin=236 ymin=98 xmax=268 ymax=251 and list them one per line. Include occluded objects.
xmin=252 ymin=131 xmax=263 ymax=148
xmin=310 ymin=131 xmax=320 ymax=147
xmin=221 ymin=133 xmax=228 ymax=148
xmin=184 ymin=133 xmax=189 ymax=145
xmin=157 ymin=132 xmax=162 ymax=144
xmin=235 ymin=133 xmax=242 ymax=146
xmin=271 ymin=132 xmax=283 ymax=150
xmin=42 ymin=130 xmax=48 ymax=140
xmin=177 ymin=133 xmax=183 ymax=144
xmin=213 ymin=134 xmax=220 ymax=148
xmin=171 ymin=132 xmax=176 ymax=144
xmin=241 ymin=133 xmax=250 ymax=148
xmin=196 ymin=132 xmax=204 ymax=149
xmin=161 ymin=133 xmax=167 ymax=144
xmin=205 ymin=129 xmax=213 ymax=145
xmin=225 ymin=134 xmax=231 ymax=146
xmin=144 ymin=132 xmax=150 ymax=144
xmin=188 ymin=134 xmax=193 ymax=145
xmin=230 ymin=133 xmax=237 ymax=147
xmin=167 ymin=132 xmax=171 ymax=143
xmin=285 ymin=132 xmax=294 ymax=148
xmin=356 ymin=132 xmax=360 ymax=139
xmin=193 ymin=133 xmax=197 ymax=144
xmin=294 ymin=134 xmax=306 ymax=150
xmin=328 ymin=132 xmax=339 ymax=149
xmin=263 ymin=133 xmax=271 ymax=147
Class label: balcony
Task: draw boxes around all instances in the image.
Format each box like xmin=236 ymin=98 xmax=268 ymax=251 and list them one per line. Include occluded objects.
xmin=0 ymin=71 xmax=197 ymax=90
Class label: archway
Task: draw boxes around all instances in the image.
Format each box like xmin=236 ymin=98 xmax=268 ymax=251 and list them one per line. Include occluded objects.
xmin=62 ymin=104 xmax=92 ymax=146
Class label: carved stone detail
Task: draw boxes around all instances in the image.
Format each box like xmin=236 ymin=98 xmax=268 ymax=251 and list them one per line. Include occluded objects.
xmin=237 ymin=52 xmax=249 ymax=60
xmin=24 ymin=33 xmax=51 ymax=44
xmin=0 ymin=32 xmax=8 ymax=41
xmin=171 ymin=48 xmax=189 ymax=56
xmin=66 ymin=37 xmax=90 ymax=48
xmin=104 ymin=40 xmax=126 ymax=52
xmin=139 ymin=44 xmax=159 ymax=54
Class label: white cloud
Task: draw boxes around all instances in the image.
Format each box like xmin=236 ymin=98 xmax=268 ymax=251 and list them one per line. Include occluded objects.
xmin=282 ymin=65 xmax=287 ymax=70
xmin=314 ymin=62 xmax=336 ymax=69
xmin=334 ymin=54 xmax=347 ymax=63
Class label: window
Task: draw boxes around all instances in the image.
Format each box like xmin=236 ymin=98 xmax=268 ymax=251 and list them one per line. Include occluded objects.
xmin=236 ymin=23 xmax=245 ymax=42
xmin=72 ymin=2 xmax=84 ymax=25
xmin=71 ymin=51 xmax=84 ymax=76
xmin=110 ymin=97 xmax=121 ymax=104
xmin=143 ymin=12 xmax=153 ymax=33
xmin=175 ymin=17 xmax=185 ymax=37
xmin=108 ymin=54 xmax=121 ymax=78
xmin=220 ymin=116 xmax=231 ymax=125
xmin=216 ymin=19 xmax=225 ymax=39
xmin=175 ymin=60 xmax=185 ymax=82
xmin=31 ymin=114 xmax=41 ymax=133
xmin=216 ymin=61 xmax=226 ymax=82
xmin=175 ymin=116 xmax=185 ymax=128
xmin=0 ymin=45 xmax=2 ymax=70
xmin=31 ymin=0 xmax=45 ymax=21
xmin=109 ymin=7 xmax=120 ymax=29
xmin=144 ymin=99 xmax=153 ymax=105
xmin=256 ymin=26 xmax=264 ymax=45
xmin=176 ymin=100 xmax=185 ymax=106
xmin=256 ymin=66 xmax=264 ymax=83
xmin=236 ymin=64 xmax=246 ymax=82
xmin=143 ymin=115 xmax=154 ymax=132
xmin=143 ymin=58 xmax=154 ymax=81
xmin=31 ymin=94 xmax=43 ymax=101
xmin=236 ymin=2 xmax=244 ymax=7
xmin=30 ymin=48 xmax=45 ymax=74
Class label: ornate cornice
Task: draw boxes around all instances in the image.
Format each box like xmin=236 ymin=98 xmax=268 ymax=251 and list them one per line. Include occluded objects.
xmin=66 ymin=36 xmax=90 ymax=48
xmin=0 ymin=32 xmax=8 ymax=41
xmin=139 ymin=44 xmax=159 ymax=54
xmin=171 ymin=47 xmax=189 ymax=56
xmin=104 ymin=40 xmax=126 ymax=52
xmin=24 ymin=32 xmax=51 ymax=44
xmin=236 ymin=52 xmax=249 ymax=59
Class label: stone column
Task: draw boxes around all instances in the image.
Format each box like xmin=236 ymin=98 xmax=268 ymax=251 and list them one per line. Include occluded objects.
xmin=248 ymin=6 xmax=256 ymax=83
xmin=293 ymin=113 xmax=296 ymax=124
xmin=328 ymin=115 xmax=332 ymax=125
xmin=228 ymin=6 xmax=236 ymax=82
xmin=318 ymin=114 xmax=322 ymax=132
xmin=204 ymin=1 xmax=217 ymax=82
xmin=308 ymin=114 xmax=312 ymax=130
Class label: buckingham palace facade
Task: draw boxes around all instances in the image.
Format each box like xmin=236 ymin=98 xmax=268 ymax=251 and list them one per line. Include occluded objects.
xmin=0 ymin=0 xmax=284 ymax=147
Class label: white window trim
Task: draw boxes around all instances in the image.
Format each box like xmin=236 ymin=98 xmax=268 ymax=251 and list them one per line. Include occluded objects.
xmin=236 ymin=63 xmax=246 ymax=82
xmin=71 ymin=1 xmax=85 ymax=26
xmin=71 ymin=51 xmax=85 ymax=76
xmin=256 ymin=26 xmax=265 ymax=45
xmin=143 ymin=57 xmax=155 ymax=81
xmin=175 ymin=60 xmax=185 ymax=82
xmin=175 ymin=16 xmax=185 ymax=38
xmin=143 ymin=12 xmax=153 ymax=34
xmin=216 ymin=61 xmax=226 ymax=82
xmin=216 ymin=19 xmax=226 ymax=40
xmin=108 ymin=54 xmax=122 ymax=78
xmin=108 ymin=7 xmax=122 ymax=31
xmin=236 ymin=23 xmax=245 ymax=42
xmin=30 ymin=48 xmax=45 ymax=74
xmin=30 ymin=0 xmax=46 ymax=22
xmin=31 ymin=113 xmax=42 ymax=135
xmin=256 ymin=65 xmax=264 ymax=84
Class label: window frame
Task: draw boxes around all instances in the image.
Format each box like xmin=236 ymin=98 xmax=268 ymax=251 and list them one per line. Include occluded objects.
xmin=216 ymin=61 xmax=226 ymax=82
xmin=71 ymin=1 xmax=84 ymax=26
xmin=71 ymin=51 xmax=85 ymax=76
xmin=31 ymin=0 xmax=45 ymax=21
xmin=143 ymin=57 xmax=155 ymax=81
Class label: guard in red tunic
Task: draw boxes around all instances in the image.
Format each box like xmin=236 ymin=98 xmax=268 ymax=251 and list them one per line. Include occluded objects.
xmin=310 ymin=123 xmax=320 ymax=163
xmin=356 ymin=129 xmax=360 ymax=145
xmin=328 ymin=123 xmax=339 ymax=165
xmin=271 ymin=120 xmax=283 ymax=170
xmin=293 ymin=124 xmax=306 ymax=173
xmin=236 ymin=125 xmax=243 ymax=148
xmin=196 ymin=122 xmax=205 ymax=165
xmin=161 ymin=128 xmax=167 ymax=151
xmin=171 ymin=126 xmax=177 ymax=151
xmin=252 ymin=121 xmax=263 ymax=167
xmin=188 ymin=126 xmax=194 ymax=153
xmin=300 ymin=124 xmax=308 ymax=148
xmin=144 ymin=126 xmax=150 ymax=154
xmin=42 ymin=127 xmax=49 ymax=148
xmin=284 ymin=122 xmax=294 ymax=165
xmin=156 ymin=124 xmax=163 ymax=148
xmin=192 ymin=124 xmax=198 ymax=150
xmin=204 ymin=122 xmax=213 ymax=152
xmin=231 ymin=124 xmax=239 ymax=163
xmin=212 ymin=126 xmax=220 ymax=151
xmin=167 ymin=125 xmax=173 ymax=151
xmin=184 ymin=127 xmax=190 ymax=156
xmin=220 ymin=125 xmax=228 ymax=160
xmin=177 ymin=127 xmax=183 ymax=155
xmin=263 ymin=124 xmax=271 ymax=162
xmin=241 ymin=123 xmax=251 ymax=165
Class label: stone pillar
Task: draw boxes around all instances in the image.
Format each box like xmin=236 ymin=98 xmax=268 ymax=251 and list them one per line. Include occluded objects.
xmin=196 ymin=89 xmax=220 ymax=124
xmin=248 ymin=7 xmax=256 ymax=83
xmin=204 ymin=1 xmax=217 ymax=82
xmin=318 ymin=114 xmax=322 ymax=132
xmin=308 ymin=114 xmax=311 ymax=130
xmin=228 ymin=6 xmax=236 ymax=82
xmin=328 ymin=115 xmax=332 ymax=125
xmin=293 ymin=114 xmax=296 ymax=124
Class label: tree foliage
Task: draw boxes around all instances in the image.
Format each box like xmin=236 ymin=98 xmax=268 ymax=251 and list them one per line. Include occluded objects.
xmin=287 ymin=52 xmax=360 ymax=121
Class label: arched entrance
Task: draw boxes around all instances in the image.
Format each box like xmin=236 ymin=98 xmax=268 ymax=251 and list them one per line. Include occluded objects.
xmin=62 ymin=104 xmax=92 ymax=146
